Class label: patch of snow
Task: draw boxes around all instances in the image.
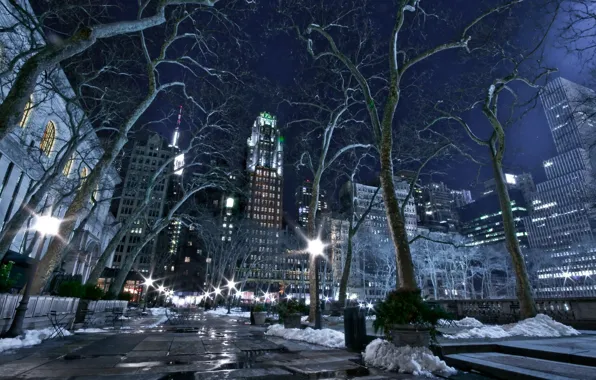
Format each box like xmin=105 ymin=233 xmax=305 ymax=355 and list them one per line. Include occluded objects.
xmin=0 ymin=328 xmax=72 ymax=353
xmin=145 ymin=315 xmax=168 ymax=328
xmin=205 ymin=308 xmax=250 ymax=318
xmin=488 ymin=84 xmax=496 ymax=103
xmin=445 ymin=314 xmax=580 ymax=339
xmin=75 ymin=328 xmax=110 ymax=334
xmin=265 ymin=324 xmax=345 ymax=348
xmin=404 ymin=5 xmax=416 ymax=12
xmin=301 ymin=315 xmax=309 ymax=322
xmin=363 ymin=338 xmax=456 ymax=377
xmin=147 ymin=307 xmax=169 ymax=316
xmin=439 ymin=317 xmax=483 ymax=328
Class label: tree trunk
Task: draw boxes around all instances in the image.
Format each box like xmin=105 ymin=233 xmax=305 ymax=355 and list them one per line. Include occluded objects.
xmin=490 ymin=152 xmax=537 ymax=318
xmin=378 ymin=131 xmax=416 ymax=291
xmin=306 ymin=170 xmax=321 ymax=321
xmin=29 ymin=145 xmax=121 ymax=294
xmin=338 ymin=228 xmax=354 ymax=306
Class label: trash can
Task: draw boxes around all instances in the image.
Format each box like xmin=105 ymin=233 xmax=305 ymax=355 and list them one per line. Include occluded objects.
xmin=344 ymin=307 xmax=367 ymax=351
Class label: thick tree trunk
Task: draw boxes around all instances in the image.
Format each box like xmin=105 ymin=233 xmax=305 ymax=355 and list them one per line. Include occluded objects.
xmin=337 ymin=228 xmax=354 ymax=306
xmin=378 ymin=130 xmax=417 ymax=291
xmin=29 ymin=144 xmax=122 ymax=294
xmin=306 ymin=171 xmax=321 ymax=322
xmin=86 ymin=221 xmax=130 ymax=286
xmin=490 ymin=152 xmax=537 ymax=318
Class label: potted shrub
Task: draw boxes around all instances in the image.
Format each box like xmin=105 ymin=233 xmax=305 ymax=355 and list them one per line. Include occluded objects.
xmin=373 ymin=289 xmax=450 ymax=347
xmin=252 ymin=304 xmax=267 ymax=325
xmin=278 ymin=299 xmax=306 ymax=329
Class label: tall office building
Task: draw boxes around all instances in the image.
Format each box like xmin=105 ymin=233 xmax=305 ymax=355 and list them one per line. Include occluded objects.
xmin=111 ymin=133 xmax=174 ymax=275
xmin=244 ymin=112 xmax=284 ymax=292
xmin=525 ymin=78 xmax=596 ymax=251
xmin=484 ymin=173 xmax=536 ymax=207
xmin=296 ymin=180 xmax=329 ymax=227
xmin=523 ymin=77 xmax=596 ymax=296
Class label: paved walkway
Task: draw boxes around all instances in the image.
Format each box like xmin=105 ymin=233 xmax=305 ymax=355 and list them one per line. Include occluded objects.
xmin=0 ymin=312 xmax=417 ymax=380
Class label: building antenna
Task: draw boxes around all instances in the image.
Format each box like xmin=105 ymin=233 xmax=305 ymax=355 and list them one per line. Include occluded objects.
xmin=171 ymin=105 xmax=182 ymax=148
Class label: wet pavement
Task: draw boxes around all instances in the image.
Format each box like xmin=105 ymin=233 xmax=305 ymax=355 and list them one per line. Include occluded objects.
xmin=0 ymin=312 xmax=419 ymax=380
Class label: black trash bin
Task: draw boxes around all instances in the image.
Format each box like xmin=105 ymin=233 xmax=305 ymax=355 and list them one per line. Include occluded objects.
xmin=344 ymin=307 xmax=367 ymax=351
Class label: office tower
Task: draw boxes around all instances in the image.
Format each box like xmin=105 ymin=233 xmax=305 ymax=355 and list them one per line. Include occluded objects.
xmin=111 ymin=133 xmax=174 ymax=275
xmin=244 ymin=112 xmax=284 ymax=293
xmin=458 ymin=189 xmax=529 ymax=247
xmin=484 ymin=173 xmax=536 ymax=206
xmin=296 ymin=180 xmax=329 ymax=227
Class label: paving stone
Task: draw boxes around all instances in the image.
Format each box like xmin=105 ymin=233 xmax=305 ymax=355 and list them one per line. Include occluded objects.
xmin=133 ymin=340 xmax=172 ymax=351
xmin=169 ymin=341 xmax=206 ymax=355
xmin=38 ymin=356 xmax=123 ymax=369
xmin=0 ymin=360 xmax=52 ymax=376
xmin=194 ymin=367 xmax=294 ymax=379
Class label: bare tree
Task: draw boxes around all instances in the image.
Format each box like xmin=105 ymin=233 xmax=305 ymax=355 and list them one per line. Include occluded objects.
xmin=278 ymin=0 xmax=524 ymax=297
xmin=28 ymin=3 xmax=249 ymax=293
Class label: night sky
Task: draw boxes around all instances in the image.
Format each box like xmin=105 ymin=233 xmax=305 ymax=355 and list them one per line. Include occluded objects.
xmin=37 ymin=1 xmax=593 ymax=221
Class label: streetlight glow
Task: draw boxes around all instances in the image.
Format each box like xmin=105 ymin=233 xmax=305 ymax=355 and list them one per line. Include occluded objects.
xmin=214 ymin=287 xmax=222 ymax=295
xmin=33 ymin=215 xmax=61 ymax=236
xmin=157 ymin=285 xmax=165 ymax=293
xmin=142 ymin=277 xmax=155 ymax=287
xmin=307 ymin=238 xmax=325 ymax=256
xmin=367 ymin=302 xmax=374 ymax=310
xmin=226 ymin=280 xmax=237 ymax=290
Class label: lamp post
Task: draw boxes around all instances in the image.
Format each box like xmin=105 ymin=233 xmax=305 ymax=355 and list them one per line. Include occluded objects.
xmin=141 ymin=276 xmax=154 ymax=312
xmin=3 ymin=215 xmax=61 ymax=338
xmin=226 ymin=280 xmax=236 ymax=314
xmin=307 ymin=238 xmax=325 ymax=330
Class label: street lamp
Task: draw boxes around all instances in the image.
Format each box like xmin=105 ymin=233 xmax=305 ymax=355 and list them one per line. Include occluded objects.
xmin=226 ymin=280 xmax=236 ymax=314
xmin=307 ymin=238 xmax=325 ymax=330
xmin=141 ymin=276 xmax=155 ymax=311
xmin=3 ymin=215 xmax=61 ymax=338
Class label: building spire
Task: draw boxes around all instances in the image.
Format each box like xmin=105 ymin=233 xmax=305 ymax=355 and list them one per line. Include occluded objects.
xmin=171 ymin=105 xmax=182 ymax=148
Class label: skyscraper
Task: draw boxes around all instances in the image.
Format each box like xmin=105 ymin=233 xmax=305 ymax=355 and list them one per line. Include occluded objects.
xmin=111 ymin=133 xmax=174 ymax=275
xmin=525 ymin=78 xmax=596 ymax=251
xmin=524 ymin=77 xmax=596 ymax=296
xmin=296 ymin=180 xmax=328 ymax=227
xmin=244 ymin=112 xmax=284 ymax=292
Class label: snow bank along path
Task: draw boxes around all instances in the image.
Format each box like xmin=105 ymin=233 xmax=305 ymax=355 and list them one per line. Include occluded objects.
xmin=265 ymin=324 xmax=345 ymax=348
xmin=205 ymin=308 xmax=250 ymax=318
xmin=444 ymin=314 xmax=580 ymax=339
xmin=0 ymin=328 xmax=72 ymax=353
xmin=364 ymin=338 xmax=457 ymax=377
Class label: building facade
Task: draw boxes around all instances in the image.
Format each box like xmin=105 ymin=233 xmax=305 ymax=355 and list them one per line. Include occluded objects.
xmin=110 ymin=133 xmax=174 ymax=275
xmin=0 ymin=0 xmax=119 ymax=283
xmin=296 ymin=180 xmax=329 ymax=227
xmin=243 ymin=112 xmax=285 ymax=292
xmin=458 ymin=189 xmax=529 ymax=248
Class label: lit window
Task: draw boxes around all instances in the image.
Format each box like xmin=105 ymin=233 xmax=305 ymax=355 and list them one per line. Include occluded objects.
xmin=19 ymin=96 xmax=34 ymax=128
xmin=184 ymin=256 xmax=190 ymax=263
xmin=40 ymin=121 xmax=56 ymax=156
xmin=63 ymin=154 xmax=74 ymax=176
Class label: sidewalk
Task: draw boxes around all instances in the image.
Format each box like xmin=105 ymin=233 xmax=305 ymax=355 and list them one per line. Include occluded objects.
xmin=0 ymin=311 xmax=417 ymax=379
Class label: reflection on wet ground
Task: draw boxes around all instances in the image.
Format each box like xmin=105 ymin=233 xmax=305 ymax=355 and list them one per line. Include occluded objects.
xmin=0 ymin=312 xmax=417 ymax=379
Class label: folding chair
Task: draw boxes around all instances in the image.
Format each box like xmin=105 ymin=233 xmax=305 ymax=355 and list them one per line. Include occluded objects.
xmin=48 ymin=311 xmax=69 ymax=338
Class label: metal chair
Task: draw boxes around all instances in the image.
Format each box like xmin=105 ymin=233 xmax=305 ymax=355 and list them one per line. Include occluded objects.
xmin=47 ymin=311 xmax=69 ymax=338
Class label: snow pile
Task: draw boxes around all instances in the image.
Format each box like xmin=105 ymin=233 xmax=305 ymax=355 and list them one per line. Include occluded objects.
xmin=301 ymin=315 xmax=309 ymax=322
xmin=0 ymin=328 xmax=72 ymax=353
xmin=205 ymin=308 xmax=250 ymax=318
xmin=439 ymin=317 xmax=483 ymax=328
xmin=74 ymin=328 xmax=110 ymax=334
xmin=445 ymin=314 xmax=580 ymax=339
xmin=363 ymin=338 xmax=456 ymax=377
xmin=265 ymin=324 xmax=345 ymax=348
xmin=147 ymin=307 xmax=169 ymax=316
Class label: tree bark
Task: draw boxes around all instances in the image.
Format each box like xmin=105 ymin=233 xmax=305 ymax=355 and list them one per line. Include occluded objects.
xmin=490 ymin=150 xmax=537 ymax=318
xmin=337 ymin=226 xmax=354 ymax=306
xmin=378 ymin=129 xmax=417 ymax=291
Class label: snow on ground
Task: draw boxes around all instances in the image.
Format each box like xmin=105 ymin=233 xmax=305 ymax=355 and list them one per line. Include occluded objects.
xmin=439 ymin=317 xmax=483 ymax=328
xmin=265 ymin=324 xmax=345 ymax=348
xmin=205 ymin=307 xmax=250 ymax=318
xmin=444 ymin=314 xmax=580 ymax=339
xmin=0 ymin=328 xmax=72 ymax=353
xmin=363 ymin=338 xmax=456 ymax=377
xmin=147 ymin=307 xmax=168 ymax=316
xmin=74 ymin=328 xmax=110 ymax=334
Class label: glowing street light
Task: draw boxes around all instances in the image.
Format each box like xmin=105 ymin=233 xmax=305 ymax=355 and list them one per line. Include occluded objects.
xmin=142 ymin=276 xmax=155 ymax=288
xmin=307 ymin=238 xmax=325 ymax=256
xmin=286 ymin=294 xmax=292 ymax=299
xmin=226 ymin=280 xmax=237 ymax=291
xmin=214 ymin=287 xmax=222 ymax=296
xmin=367 ymin=302 xmax=374 ymax=310
xmin=157 ymin=285 xmax=166 ymax=293
xmin=33 ymin=215 xmax=61 ymax=236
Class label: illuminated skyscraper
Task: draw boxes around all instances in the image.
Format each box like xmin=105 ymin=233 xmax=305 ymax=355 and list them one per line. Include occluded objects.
xmin=244 ymin=112 xmax=284 ymax=292
xmin=296 ymin=180 xmax=328 ymax=227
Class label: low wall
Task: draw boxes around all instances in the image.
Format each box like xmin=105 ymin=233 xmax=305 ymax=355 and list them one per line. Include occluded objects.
xmin=435 ymin=298 xmax=596 ymax=329
xmin=0 ymin=294 xmax=79 ymax=333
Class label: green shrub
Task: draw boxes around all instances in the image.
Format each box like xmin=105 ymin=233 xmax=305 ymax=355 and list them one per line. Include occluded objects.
xmin=82 ymin=283 xmax=105 ymax=300
xmin=57 ymin=280 xmax=84 ymax=298
xmin=0 ymin=262 xmax=19 ymax=293
xmin=373 ymin=289 xmax=451 ymax=339
xmin=278 ymin=299 xmax=308 ymax=317
xmin=252 ymin=304 xmax=265 ymax=312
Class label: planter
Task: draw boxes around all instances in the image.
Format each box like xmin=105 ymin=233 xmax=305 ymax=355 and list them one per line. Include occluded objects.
xmin=283 ymin=313 xmax=302 ymax=329
xmin=253 ymin=311 xmax=267 ymax=325
xmin=389 ymin=324 xmax=431 ymax=347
